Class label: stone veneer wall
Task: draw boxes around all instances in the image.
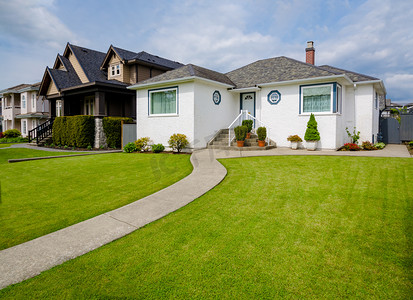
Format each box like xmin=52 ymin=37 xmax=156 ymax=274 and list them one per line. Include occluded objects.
xmin=94 ymin=117 xmax=107 ymax=148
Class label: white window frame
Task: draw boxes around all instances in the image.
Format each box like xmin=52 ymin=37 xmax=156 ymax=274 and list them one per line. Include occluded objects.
xmin=32 ymin=94 xmax=36 ymax=110
xmin=110 ymin=64 xmax=121 ymax=77
xmin=148 ymin=87 xmax=178 ymax=117
xmin=22 ymin=120 xmax=27 ymax=135
xmin=300 ymin=83 xmax=341 ymax=115
xmin=84 ymin=96 xmax=95 ymax=116
xmin=21 ymin=95 xmax=26 ymax=109
xmin=56 ymin=100 xmax=62 ymax=117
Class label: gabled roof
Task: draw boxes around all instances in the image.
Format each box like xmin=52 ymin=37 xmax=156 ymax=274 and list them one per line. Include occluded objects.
xmin=100 ymin=45 xmax=184 ymax=70
xmin=67 ymin=44 xmax=108 ymax=82
xmin=225 ymin=56 xmax=340 ymax=89
xmin=133 ymin=64 xmax=235 ymax=87
xmin=318 ymin=65 xmax=379 ymax=82
xmin=0 ymin=83 xmax=40 ymax=95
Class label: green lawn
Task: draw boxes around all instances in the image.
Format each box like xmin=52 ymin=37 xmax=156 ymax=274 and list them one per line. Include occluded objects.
xmin=0 ymin=150 xmax=192 ymax=249
xmin=0 ymin=143 xmax=18 ymax=148
xmin=0 ymin=156 xmax=411 ymax=299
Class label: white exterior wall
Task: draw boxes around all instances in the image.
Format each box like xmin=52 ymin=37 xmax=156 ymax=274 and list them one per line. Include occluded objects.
xmin=136 ymin=82 xmax=195 ymax=149
xmin=193 ymin=81 xmax=238 ymax=148
xmin=259 ymin=84 xmax=339 ymax=149
xmin=354 ymin=84 xmax=374 ymax=142
xmin=372 ymin=88 xmax=380 ymax=143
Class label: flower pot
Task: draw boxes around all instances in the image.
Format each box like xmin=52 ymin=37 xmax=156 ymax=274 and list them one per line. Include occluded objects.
xmin=291 ymin=142 xmax=298 ymax=150
xmin=258 ymin=140 xmax=266 ymax=147
xmin=246 ymin=133 xmax=251 ymax=139
xmin=237 ymin=140 xmax=245 ymax=147
xmin=306 ymin=141 xmax=317 ymax=151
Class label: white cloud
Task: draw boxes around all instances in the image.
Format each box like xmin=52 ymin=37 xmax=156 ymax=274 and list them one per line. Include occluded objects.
xmin=146 ymin=1 xmax=276 ymax=72
xmin=0 ymin=0 xmax=79 ymax=50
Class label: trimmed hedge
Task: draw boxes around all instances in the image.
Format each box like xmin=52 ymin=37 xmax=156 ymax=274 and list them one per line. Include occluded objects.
xmin=52 ymin=116 xmax=95 ymax=148
xmin=102 ymin=117 xmax=133 ymax=149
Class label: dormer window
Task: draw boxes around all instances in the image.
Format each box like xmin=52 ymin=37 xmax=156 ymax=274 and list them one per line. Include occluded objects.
xmin=111 ymin=64 xmax=120 ymax=77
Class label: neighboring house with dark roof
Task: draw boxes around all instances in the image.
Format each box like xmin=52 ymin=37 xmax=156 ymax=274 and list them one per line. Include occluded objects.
xmin=129 ymin=41 xmax=386 ymax=150
xmin=39 ymin=43 xmax=183 ymax=123
xmin=0 ymin=83 xmax=49 ymax=137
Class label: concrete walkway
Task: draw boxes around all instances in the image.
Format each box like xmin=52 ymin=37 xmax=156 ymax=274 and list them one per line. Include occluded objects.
xmin=0 ymin=144 xmax=410 ymax=289
xmin=0 ymin=150 xmax=227 ymax=290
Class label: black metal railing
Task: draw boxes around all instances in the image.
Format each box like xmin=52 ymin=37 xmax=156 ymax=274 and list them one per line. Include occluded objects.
xmin=28 ymin=118 xmax=54 ymax=144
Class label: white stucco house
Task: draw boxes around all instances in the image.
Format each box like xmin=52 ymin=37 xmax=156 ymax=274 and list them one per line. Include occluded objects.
xmin=128 ymin=42 xmax=386 ymax=150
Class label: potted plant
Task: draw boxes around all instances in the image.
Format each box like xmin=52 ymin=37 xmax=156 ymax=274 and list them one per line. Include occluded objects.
xmin=287 ymin=135 xmax=303 ymax=150
xmin=242 ymin=120 xmax=253 ymax=139
xmin=257 ymin=126 xmax=266 ymax=147
xmin=304 ymin=113 xmax=320 ymax=151
xmin=234 ymin=125 xmax=247 ymax=147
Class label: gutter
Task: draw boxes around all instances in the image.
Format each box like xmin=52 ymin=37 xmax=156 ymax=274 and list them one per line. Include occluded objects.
xmin=257 ymin=74 xmax=353 ymax=87
xmin=128 ymin=76 xmax=234 ymax=90
xmin=354 ymin=79 xmax=386 ymax=95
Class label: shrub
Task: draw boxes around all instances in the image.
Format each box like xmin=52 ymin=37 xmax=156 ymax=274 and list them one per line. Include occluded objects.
xmin=409 ymin=141 xmax=413 ymax=146
xmin=124 ymin=142 xmax=137 ymax=153
xmin=102 ymin=117 xmax=133 ymax=149
xmin=3 ymin=129 xmax=21 ymax=138
xmin=52 ymin=116 xmax=95 ymax=148
xmin=257 ymin=127 xmax=267 ymax=141
xmin=343 ymin=143 xmax=360 ymax=151
xmin=287 ymin=135 xmax=302 ymax=142
xmin=362 ymin=141 xmax=376 ymax=150
xmin=168 ymin=133 xmax=189 ymax=153
xmin=152 ymin=143 xmax=165 ymax=153
xmin=242 ymin=120 xmax=253 ymax=133
xmin=345 ymin=127 xmax=360 ymax=144
xmin=135 ymin=137 xmax=151 ymax=152
xmin=374 ymin=142 xmax=386 ymax=149
xmin=0 ymin=137 xmax=28 ymax=143
xmin=234 ymin=126 xmax=247 ymax=141
xmin=0 ymin=132 xmax=4 ymax=139
xmin=304 ymin=114 xmax=320 ymax=141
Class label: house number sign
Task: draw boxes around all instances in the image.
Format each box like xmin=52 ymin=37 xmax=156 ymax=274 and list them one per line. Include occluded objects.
xmin=267 ymin=90 xmax=281 ymax=105
xmin=213 ymin=90 xmax=221 ymax=105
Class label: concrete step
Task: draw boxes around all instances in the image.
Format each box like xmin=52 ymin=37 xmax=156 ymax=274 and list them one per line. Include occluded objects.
xmin=208 ymin=145 xmax=276 ymax=151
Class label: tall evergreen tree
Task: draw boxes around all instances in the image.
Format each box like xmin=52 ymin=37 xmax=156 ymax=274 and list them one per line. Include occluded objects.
xmin=304 ymin=113 xmax=320 ymax=141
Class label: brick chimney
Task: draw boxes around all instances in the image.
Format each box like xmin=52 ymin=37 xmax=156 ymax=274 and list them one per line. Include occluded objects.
xmin=306 ymin=41 xmax=315 ymax=65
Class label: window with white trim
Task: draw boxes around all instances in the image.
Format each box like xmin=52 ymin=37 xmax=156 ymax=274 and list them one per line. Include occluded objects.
xmin=22 ymin=95 xmax=26 ymax=109
xmin=300 ymin=83 xmax=341 ymax=114
xmin=56 ymin=100 xmax=62 ymax=117
xmin=84 ymin=96 xmax=95 ymax=115
xmin=149 ymin=87 xmax=178 ymax=116
xmin=110 ymin=64 xmax=120 ymax=77
xmin=22 ymin=120 xmax=27 ymax=135
xmin=32 ymin=94 xmax=36 ymax=110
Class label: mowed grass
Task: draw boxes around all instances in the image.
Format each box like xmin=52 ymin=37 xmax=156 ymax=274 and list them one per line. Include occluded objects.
xmin=0 ymin=148 xmax=84 ymax=164
xmin=0 ymin=156 xmax=411 ymax=299
xmin=0 ymin=143 xmax=18 ymax=148
xmin=0 ymin=150 xmax=192 ymax=249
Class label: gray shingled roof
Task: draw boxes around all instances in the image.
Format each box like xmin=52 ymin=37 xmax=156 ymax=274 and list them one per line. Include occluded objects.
xmin=69 ymin=44 xmax=108 ymax=82
xmin=137 ymin=64 xmax=235 ymax=86
xmin=225 ymin=56 xmax=341 ymax=88
xmin=318 ymin=65 xmax=379 ymax=82
xmin=112 ymin=46 xmax=184 ymax=69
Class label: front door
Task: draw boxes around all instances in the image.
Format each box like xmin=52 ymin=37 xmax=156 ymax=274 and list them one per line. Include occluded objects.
xmin=241 ymin=93 xmax=255 ymax=117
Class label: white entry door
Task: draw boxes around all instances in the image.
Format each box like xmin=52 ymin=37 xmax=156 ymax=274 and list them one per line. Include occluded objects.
xmin=241 ymin=93 xmax=255 ymax=117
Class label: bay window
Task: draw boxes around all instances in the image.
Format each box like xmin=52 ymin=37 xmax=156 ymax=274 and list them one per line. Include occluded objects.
xmin=149 ymin=87 xmax=178 ymax=116
xmin=300 ymin=83 xmax=341 ymax=114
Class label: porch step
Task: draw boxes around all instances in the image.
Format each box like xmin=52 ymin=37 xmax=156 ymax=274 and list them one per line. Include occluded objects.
xmin=207 ymin=129 xmax=276 ymax=150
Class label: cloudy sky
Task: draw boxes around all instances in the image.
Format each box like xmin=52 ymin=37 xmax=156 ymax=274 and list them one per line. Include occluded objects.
xmin=0 ymin=0 xmax=412 ymax=103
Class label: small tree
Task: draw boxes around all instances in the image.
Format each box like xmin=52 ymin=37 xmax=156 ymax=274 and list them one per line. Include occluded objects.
xmin=242 ymin=120 xmax=253 ymax=134
xmin=234 ymin=125 xmax=247 ymax=141
xmin=304 ymin=113 xmax=320 ymax=141
xmin=345 ymin=127 xmax=360 ymax=144
xmin=168 ymin=133 xmax=189 ymax=153
xmin=257 ymin=127 xmax=267 ymax=141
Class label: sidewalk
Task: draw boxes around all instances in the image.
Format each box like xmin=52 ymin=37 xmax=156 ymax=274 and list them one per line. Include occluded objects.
xmin=0 ymin=144 xmax=410 ymax=289
xmin=0 ymin=150 xmax=226 ymax=290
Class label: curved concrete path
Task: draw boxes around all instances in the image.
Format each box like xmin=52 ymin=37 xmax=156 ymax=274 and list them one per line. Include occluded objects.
xmin=0 ymin=145 xmax=410 ymax=289
xmin=0 ymin=150 xmax=227 ymax=290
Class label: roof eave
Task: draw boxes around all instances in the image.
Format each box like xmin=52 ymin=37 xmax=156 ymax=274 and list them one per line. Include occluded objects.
xmin=354 ymin=80 xmax=387 ymax=95
xmin=257 ymin=74 xmax=353 ymax=87
xmin=128 ymin=76 xmax=234 ymax=90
